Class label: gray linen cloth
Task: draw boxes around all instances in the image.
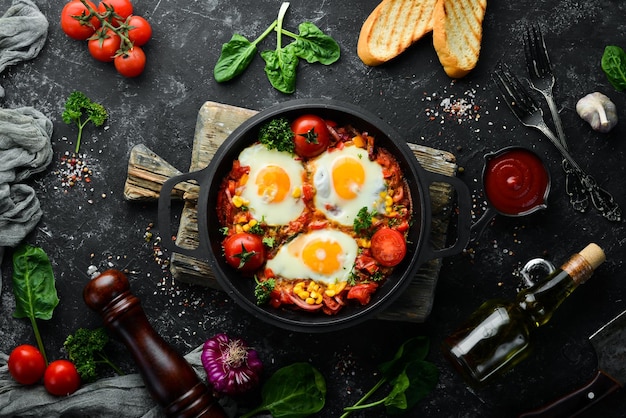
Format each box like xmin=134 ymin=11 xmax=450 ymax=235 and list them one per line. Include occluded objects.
xmin=0 ymin=106 xmax=53 ymax=269
xmin=0 ymin=0 xmax=48 ymax=97
xmin=0 ymin=346 xmax=238 ymax=417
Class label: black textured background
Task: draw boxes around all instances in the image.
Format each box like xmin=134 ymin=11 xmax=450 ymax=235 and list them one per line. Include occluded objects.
xmin=1 ymin=0 xmax=626 ymax=416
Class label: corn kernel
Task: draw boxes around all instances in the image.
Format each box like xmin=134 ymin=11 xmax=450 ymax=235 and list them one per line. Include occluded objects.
xmin=316 ymin=295 xmax=323 ymax=304
xmin=292 ymin=187 xmax=302 ymax=198
xmin=310 ymin=291 xmax=319 ymax=299
xmin=305 ymin=297 xmax=316 ymax=305
xmin=353 ymin=135 xmax=366 ymax=148
xmin=248 ymin=219 xmax=258 ymax=227
xmin=325 ymin=289 xmax=336 ymax=297
xmin=235 ymin=224 xmax=243 ymax=233
xmin=335 ymin=282 xmax=347 ymax=293
xmin=242 ymin=224 xmax=250 ymax=232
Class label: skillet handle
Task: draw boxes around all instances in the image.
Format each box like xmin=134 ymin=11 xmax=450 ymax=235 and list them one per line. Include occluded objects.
xmin=158 ymin=170 xmax=210 ymax=259
xmin=423 ymin=172 xmax=471 ymax=259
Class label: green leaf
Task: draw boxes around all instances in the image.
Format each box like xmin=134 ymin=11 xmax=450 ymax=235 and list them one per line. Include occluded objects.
xmin=384 ymin=371 xmax=410 ymax=409
xmin=214 ymin=33 xmax=258 ymax=82
xmin=290 ymin=22 xmax=340 ymax=65
xmin=378 ymin=336 xmax=430 ymax=380
xmin=261 ymin=44 xmax=299 ymax=94
xmin=386 ymin=360 xmax=439 ymax=415
xmin=251 ymin=362 xmax=326 ymax=418
xmin=12 ymin=244 xmax=59 ymax=321
xmin=601 ymin=45 xmax=626 ymax=91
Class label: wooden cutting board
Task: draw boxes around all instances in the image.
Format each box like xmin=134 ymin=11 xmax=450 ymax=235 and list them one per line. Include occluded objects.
xmin=124 ymin=101 xmax=458 ymax=322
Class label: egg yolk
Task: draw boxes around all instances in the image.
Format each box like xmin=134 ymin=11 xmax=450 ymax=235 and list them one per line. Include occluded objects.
xmin=332 ymin=157 xmax=365 ymax=200
xmin=255 ymin=165 xmax=290 ymax=203
xmin=301 ymin=238 xmax=343 ymax=275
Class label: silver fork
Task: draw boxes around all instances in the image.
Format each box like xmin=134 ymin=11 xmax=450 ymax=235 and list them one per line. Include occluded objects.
xmin=523 ymin=23 xmax=589 ymax=213
xmin=492 ymin=61 xmax=621 ymax=222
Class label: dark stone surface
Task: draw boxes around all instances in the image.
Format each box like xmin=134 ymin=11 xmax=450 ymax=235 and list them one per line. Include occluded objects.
xmin=1 ymin=0 xmax=626 ymax=416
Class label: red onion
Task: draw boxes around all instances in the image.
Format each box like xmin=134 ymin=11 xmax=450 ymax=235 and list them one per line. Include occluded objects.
xmin=201 ymin=333 xmax=263 ymax=396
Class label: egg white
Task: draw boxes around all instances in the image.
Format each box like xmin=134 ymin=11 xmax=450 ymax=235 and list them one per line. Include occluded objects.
xmin=266 ymin=229 xmax=358 ymax=284
xmin=309 ymin=145 xmax=386 ymax=226
xmin=238 ymin=144 xmax=305 ymax=226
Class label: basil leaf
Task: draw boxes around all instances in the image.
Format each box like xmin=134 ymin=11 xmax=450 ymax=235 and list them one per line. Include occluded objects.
xmin=259 ymin=362 xmax=326 ymax=418
xmin=261 ymin=44 xmax=299 ymax=94
xmin=12 ymin=244 xmax=59 ymax=321
xmin=291 ymin=22 xmax=340 ymax=65
xmin=214 ymin=33 xmax=258 ymax=83
xmin=601 ymin=45 xmax=626 ymax=91
xmin=386 ymin=360 xmax=439 ymax=415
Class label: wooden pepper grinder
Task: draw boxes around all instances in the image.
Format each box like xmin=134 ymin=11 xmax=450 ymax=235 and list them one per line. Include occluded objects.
xmin=83 ymin=269 xmax=227 ymax=418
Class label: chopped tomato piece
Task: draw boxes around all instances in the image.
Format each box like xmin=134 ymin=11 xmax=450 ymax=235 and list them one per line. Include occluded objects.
xmin=347 ymin=283 xmax=378 ymax=305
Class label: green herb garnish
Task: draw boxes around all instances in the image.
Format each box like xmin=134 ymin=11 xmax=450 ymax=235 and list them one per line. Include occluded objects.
xmin=258 ymin=117 xmax=295 ymax=153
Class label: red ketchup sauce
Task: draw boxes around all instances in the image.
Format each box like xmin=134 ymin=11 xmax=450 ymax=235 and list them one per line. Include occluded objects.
xmin=483 ymin=148 xmax=549 ymax=216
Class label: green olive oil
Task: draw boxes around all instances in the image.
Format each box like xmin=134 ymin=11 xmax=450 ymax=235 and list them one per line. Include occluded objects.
xmin=443 ymin=243 xmax=605 ymax=386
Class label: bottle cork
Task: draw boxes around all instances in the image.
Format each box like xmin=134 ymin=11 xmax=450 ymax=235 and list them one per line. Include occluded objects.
xmin=579 ymin=243 xmax=606 ymax=270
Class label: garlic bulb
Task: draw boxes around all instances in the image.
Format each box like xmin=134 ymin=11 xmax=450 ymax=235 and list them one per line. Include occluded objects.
xmin=576 ymin=92 xmax=618 ymax=133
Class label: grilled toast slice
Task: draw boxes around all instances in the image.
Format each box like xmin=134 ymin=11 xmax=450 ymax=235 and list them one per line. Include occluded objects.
xmin=432 ymin=0 xmax=487 ymax=78
xmin=357 ymin=0 xmax=438 ymax=66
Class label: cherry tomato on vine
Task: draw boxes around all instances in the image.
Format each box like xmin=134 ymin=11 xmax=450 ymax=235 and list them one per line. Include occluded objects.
xmin=88 ymin=28 xmax=121 ymax=62
xmin=98 ymin=0 xmax=133 ymax=26
xmin=114 ymin=46 xmax=146 ymax=77
xmin=291 ymin=114 xmax=330 ymax=158
xmin=370 ymin=227 xmax=407 ymax=267
xmin=8 ymin=345 xmax=46 ymax=385
xmin=61 ymin=0 xmax=101 ymax=40
xmin=127 ymin=15 xmax=152 ymax=47
xmin=223 ymin=233 xmax=266 ymax=273
xmin=44 ymin=360 xmax=81 ymax=396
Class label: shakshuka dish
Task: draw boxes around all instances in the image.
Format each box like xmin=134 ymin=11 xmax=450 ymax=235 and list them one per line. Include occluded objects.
xmin=217 ymin=113 xmax=412 ymax=315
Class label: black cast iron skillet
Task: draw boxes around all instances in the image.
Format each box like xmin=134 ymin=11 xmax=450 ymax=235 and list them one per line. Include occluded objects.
xmin=159 ymin=99 xmax=471 ymax=332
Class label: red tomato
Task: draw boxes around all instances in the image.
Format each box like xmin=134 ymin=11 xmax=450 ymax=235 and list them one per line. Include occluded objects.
xmin=88 ymin=28 xmax=121 ymax=62
xmin=44 ymin=360 xmax=81 ymax=396
xmin=223 ymin=232 xmax=266 ymax=273
xmin=114 ymin=46 xmax=146 ymax=78
xmin=60 ymin=0 xmax=101 ymax=40
xmin=127 ymin=15 xmax=152 ymax=47
xmin=8 ymin=345 xmax=46 ymax=385
xmin=347 ymin=282 xmax=378 ymax=305
xmin=370 ymin=227 xmax=407 ymax=267
xmin=291 ymin=114 xmax=330 ymax=158
xmin=98 ymin=0 xmax=133 ymax=26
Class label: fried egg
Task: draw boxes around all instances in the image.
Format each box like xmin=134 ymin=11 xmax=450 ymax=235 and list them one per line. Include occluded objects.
xmin=309 ymin=145 xmax=386 ymax=225
xmin=266 ymin=229 xmax=358 ymax=284
xmin=238 ymin=143 xmax=305 ymax=226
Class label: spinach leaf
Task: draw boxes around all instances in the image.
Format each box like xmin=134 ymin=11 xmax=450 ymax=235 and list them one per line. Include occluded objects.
xmin=241 ymin=362 xmax=326 ymax=418
xmin=601 ymin=45 xmax=626 ymax=91
xmin=386 ymin=360 xmax=439 ymax=415
xmin=290 ymin=22 xmax=340 ymax=65
xmin=261 ymin=45 xmax=299 ymax=94
xmin=341 ymin=337 xmax=439 ymax=417
xmin=213 ymin=33 xmax=259 ymax=82
xmin=12 ymin=244 xmax=59 ymax=363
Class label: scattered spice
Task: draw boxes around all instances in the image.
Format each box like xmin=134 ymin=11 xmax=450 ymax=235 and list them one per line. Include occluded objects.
xmin=422 ymin=82 xmax=485 ymax=126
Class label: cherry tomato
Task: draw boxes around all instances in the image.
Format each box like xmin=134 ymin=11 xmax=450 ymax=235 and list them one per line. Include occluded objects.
xmin=88 ymin=28 xmax=121 ymax=62
xmin=223 ymin=232 xmax=266 ymax=273
xmin=114 ymin=46 xmax=146 ymax=77
xmin=60 ymin=0 xmax=101 ymax=40
xmin=98 ymin=0 xmax=133 ymax=26
xmin=370 ymin=227 xmax=407 ymax=267
xmin=44 ymin=360 xmax=81 ymax=396
xmin=291 ymin=114 xmax=330 ymax=158
xmin=127 ymin=15 xmax=152 ymax=47
xmin=8 ymin=345 xmax=46 ymax=385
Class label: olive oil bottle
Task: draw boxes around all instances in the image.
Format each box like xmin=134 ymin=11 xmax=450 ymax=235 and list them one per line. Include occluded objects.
xmin=443 ymin=243 xmax=606 ymax=386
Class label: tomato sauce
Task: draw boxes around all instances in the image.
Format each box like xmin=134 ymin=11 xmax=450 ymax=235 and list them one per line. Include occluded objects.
xmin=483 ymin=148 xmax=549 ymax=216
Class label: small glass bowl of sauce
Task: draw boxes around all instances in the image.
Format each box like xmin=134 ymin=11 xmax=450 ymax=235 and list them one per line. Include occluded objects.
xmin=471 ymin=146 xmax=550 ymax=239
